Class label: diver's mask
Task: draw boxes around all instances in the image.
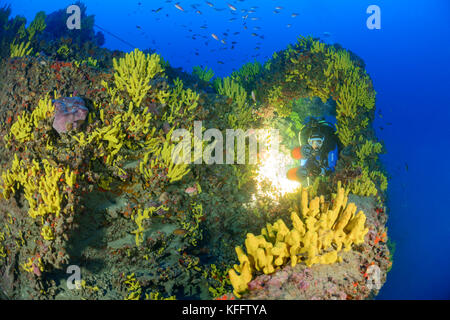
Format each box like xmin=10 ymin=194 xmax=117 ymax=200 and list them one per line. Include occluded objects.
xmin=308 ymin=137 xmax=324 ymax=150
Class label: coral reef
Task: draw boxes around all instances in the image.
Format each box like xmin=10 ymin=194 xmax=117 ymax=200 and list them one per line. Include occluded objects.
xmin=240 ymin=194 xmax=390 ymax=300
xmin=0 ymin=4 xmax=390 ymax=301
xmin=229 ymin=186 xmax=369 ymax=297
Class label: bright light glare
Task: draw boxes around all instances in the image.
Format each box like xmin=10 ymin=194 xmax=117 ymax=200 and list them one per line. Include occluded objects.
xmin=254 ymin=130 xmax=300 ymax=200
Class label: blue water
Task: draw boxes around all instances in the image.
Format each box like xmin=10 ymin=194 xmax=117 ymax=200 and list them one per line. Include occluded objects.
xmin=9 ymin=0 xmax=450 ymax=299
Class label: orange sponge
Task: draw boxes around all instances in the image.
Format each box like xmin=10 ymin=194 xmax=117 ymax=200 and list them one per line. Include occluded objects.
xmin=291 ymin=147 xmax=302 ymax=160
xmin=287 ymin=168 xmax=299 ymax=181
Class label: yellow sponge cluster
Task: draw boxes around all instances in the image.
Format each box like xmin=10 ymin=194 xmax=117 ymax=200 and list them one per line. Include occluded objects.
xmin=349 ymin=168 xmax=378 ymax=197
xmin=1 ymin=154 xmax=66 ymax=219
xmin=162 ymin=78 xmax=200 ymax=127
xmin=10 ymin=40 xmax=33 ymax=58
xmin=7 ymin=95 xmax=55 ymax=144
xmin=131 ymin=205 xmax=168 ymax=246
xmin=113 ymin=49 xmax=164 ymax=106
xmin=228 ymin=186 xmax=369 ymax=297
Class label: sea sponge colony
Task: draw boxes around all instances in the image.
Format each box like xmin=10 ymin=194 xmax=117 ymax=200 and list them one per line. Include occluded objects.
xmin=228 ymin=186 xmax=369 ymax=297
xmin=6 ymin=95 xmax=55 ymax=144
xmin=112 ymin=48 xmax=164 ymax=106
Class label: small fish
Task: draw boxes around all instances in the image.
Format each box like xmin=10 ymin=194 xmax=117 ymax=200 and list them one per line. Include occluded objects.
xmin=211 ymin=33 xmax=219 ymax=41
xmin=227 ymin=3 xmax=237 ymax=11
xmin=233 ymin=32 xmax=240 ymax=35
xmin=217 ymin=60 xmax=224 ymax=64
xmin=273 ymin=10 xmax=280 ymax=14
xmin=152 ymin=7 xmax=163 ymax=13
xmin=205 ymin=1 xmax=214 ymax=7
xmin=251 ymin=33 xmax=257 ymax=37
xmin=174 ymin=3 xmax=185 ymax=11
xmin=291 ymin=13 xmax=299 ymax=17
xmin=242 ymin=14 xmax=248 ymax=20
xmin=229 ymin=18 xmax=237 ymax=22
xmin=136 ymin=25 xmax=142 ymax=29
xmin=253 ymin=26 xmax=261 ymax=30
xmin=275 ymin=6 xmax=283 ymax=10
xmin=200 ymin=25 xmax=208 ymax=29
xmin=223 ymin=32 xmax=229 ymax=36
xmin=323 ymin=31 xmax=332 ymax=37
xmin=251 ymin=17 xmax=260 ymax=20
xmin=221 ymin=39 xmax=227 ymax=44
xmin=196 ymin=10 xmax=202 ymax=14
xmin=286 ymin=24 xmax=292 ymax=28
xmin=251 ymin=91 xmax=256 ymax=102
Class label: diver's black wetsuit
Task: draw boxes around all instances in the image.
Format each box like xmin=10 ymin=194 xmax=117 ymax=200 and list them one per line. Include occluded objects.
xmin=296 ymin=122 xmax=339 ymax=184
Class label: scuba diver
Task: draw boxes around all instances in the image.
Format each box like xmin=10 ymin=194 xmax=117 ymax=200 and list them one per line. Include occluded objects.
xmin=287 ymin=117 xmax=339 ymax=186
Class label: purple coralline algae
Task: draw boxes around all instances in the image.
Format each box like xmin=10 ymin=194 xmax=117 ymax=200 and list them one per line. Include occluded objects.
xmin=52 ymin=97 xmax=88 ymax=134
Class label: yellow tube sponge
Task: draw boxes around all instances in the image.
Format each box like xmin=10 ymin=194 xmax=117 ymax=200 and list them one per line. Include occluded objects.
xmin=41 ymin=225 xmax=55 ymax=241
xmin=7 ymin=95 xmax=54 ymax=144
xmin=27 ymin=11 xmax=46 ymax=40
xmin=163 ymin=78 xmax=200 ymax=125
xmin=1 ymin=155 xmax=63 ymax=219
xmin=132 ymin=205 xmax=168 ymax=246
xmin=10 ymin=40 xmax=33 ymax=58
xmin=228 ymin=186 xmax=369 ymax=297
xmin=27 ymin=159 xmax=63 ymax=219
xmin=349 ymin=168 xmax=378 ymax=197
xmin=229 ymin=262 xmax=252 ymax=298
xmin=113 ymin=49 xmax=164 ymax=106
